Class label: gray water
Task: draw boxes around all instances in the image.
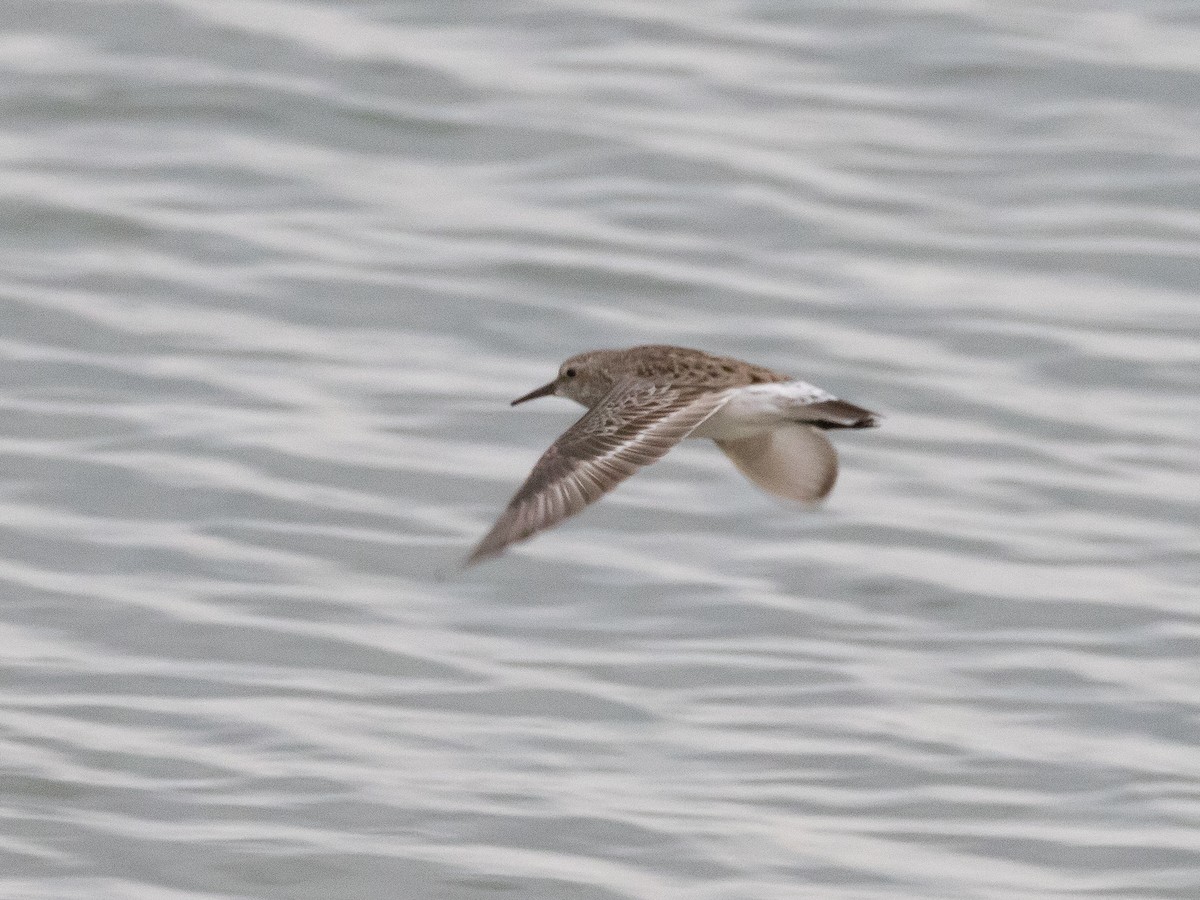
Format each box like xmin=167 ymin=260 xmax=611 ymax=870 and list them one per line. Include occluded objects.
xmin=2 ymin=1 xmax=1199 ymax=898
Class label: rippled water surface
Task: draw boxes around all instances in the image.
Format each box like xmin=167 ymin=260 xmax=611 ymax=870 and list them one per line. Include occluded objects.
xmin=2 ymin=1 xmax=1199 ymax=898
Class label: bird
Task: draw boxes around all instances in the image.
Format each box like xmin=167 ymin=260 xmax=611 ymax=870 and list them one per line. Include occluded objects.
xmin=466 ymin=344 xmax=879 ymax=565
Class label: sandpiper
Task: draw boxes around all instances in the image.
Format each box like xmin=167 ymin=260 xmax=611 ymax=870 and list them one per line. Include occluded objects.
xmin=466 ymin=345 xmax=879 ymax=565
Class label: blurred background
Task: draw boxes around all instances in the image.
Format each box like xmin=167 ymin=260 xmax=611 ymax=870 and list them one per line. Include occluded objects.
xmin=1 ymin=1 xmax=1199 ymax=898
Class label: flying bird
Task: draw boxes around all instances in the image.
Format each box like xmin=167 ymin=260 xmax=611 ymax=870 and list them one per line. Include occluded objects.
xmin=467 ymin=345 xmax=879 ymax=565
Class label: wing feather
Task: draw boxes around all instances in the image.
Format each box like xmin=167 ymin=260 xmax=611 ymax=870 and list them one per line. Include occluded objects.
xmin=716 ymin=424 xmax=839 ymax=503
xmin=466 ymin=378 xmax=730 ymax=565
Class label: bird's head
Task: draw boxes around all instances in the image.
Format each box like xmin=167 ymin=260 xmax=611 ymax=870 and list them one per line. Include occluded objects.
xmin=511 ymin=350 xmax=616 ymax=408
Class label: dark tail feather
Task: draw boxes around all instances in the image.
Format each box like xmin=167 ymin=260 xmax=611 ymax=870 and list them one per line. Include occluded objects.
xmin=797 ymin=399 xmax=880 ymax=429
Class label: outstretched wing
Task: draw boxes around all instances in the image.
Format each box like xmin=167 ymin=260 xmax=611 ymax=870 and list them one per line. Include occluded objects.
xmin=716 ymin=424 xmax=839 ymax=503
xmin=466 ymin=378 xmax=731 ymax=565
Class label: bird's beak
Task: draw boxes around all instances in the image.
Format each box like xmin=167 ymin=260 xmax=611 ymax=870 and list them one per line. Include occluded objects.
xmin=511 ymin=379 xmax=558 ymax=406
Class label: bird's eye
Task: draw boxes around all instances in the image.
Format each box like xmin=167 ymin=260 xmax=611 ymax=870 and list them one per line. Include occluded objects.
xmin=565 ymin=368 xmax=577 ymax=377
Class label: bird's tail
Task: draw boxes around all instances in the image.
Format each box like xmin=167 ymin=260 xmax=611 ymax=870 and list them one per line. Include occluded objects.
xmin=794 ymin=399 xmax=879 ymax=430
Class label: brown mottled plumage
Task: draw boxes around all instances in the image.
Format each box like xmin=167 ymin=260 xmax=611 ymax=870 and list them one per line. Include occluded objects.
xmin=467 ymin=345 xmax=879 ymax=566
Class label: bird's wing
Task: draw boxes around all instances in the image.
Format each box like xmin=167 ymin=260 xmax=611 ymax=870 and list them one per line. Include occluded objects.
xmin=466 ymin=378 xmax=731 ymax=565
xmin=716 ymin=424 xmax=839 ymax=503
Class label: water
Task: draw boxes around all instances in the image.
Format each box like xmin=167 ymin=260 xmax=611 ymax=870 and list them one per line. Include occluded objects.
xmin=1 ymin=1 xmax=1198 ymax=897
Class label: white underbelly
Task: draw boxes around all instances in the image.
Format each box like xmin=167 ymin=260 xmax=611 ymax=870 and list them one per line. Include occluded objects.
xmin=690 ymin=381 xmax=834 ymax=441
